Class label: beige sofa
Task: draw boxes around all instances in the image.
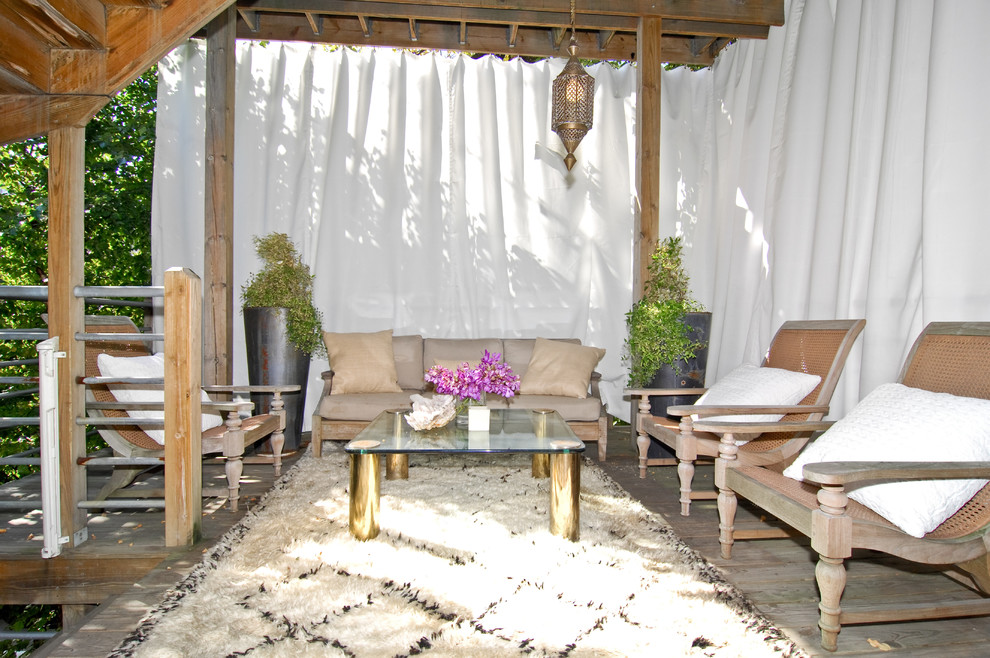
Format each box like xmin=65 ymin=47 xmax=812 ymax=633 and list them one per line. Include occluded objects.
xmin=311 ymin=333 xmax=608 ymax=460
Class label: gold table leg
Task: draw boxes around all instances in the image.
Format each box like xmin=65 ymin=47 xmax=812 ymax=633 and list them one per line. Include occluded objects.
xmin=386 ymin=453 xmax=409 ymax=480
xmin=349 ymin=453 xmax=380 ymax=540
xmin=550 ymin=452 xmax=580 ymax=541
xmin=532 ymin=453 xmax=550 ymax=478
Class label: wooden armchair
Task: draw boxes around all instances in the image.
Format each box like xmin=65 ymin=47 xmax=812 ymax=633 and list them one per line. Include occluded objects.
xmin=628 ymin=319 xmax=865 ymax=516
xmin=82 ymin=316 xmax=296 ymax=511
xmin=702 ymin=322 xmax=990 ymax=651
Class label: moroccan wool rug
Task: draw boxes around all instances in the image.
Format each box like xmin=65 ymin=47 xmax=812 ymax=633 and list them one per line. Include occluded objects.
xmin=113 ymin=449 xmax=801 ymax=657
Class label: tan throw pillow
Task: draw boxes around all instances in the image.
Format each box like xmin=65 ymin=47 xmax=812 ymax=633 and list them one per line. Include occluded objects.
xmin=323 ymin=330 xmax=402 ymax=394
xmin=519 ymin=338 xmax=605 ymax=399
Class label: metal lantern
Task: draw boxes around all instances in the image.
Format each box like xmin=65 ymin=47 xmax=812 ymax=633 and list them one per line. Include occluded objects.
xmin=552 ymin=38 xmax=595 ymax=171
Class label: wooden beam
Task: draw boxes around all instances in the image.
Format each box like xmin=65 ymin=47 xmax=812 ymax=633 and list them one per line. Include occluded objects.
xmin=305 ymin=11 xmax=323 ymax=35
xmin=0 ymin=94 xmax=107 ymax=146
xmin=459 ymin=20 xmax=466 ymax=45
xmin=245 ymin=15 xmax=643 ymax=62
xmin=408 ymin=17 xmax=418 ymax=41
xmin=635 ymin=17 xmax=662 ymax=298
xmin=358 ymin=14 xmax=372 ymax=37
xmin=0 ymin=552 xmax=168 ymax=605
xmin=237 ymin=8 xmax=261 ymax=31
xmin=0 ymin=12 xmax=51 ymax=92
xmin=236 ymin=0 xmax=783 ymax=28
xmin=598 ymin=29 xmax=615 ymax=51
xmin=0 ymin=0 xmax=106 ymax=50
xmin=164 ymin=268 xmax=203 ymax=547
xmin=204 ymin=7 xmax=236 ymax=388
xmin=508 ymin=23 xmax=518 ymax=48
xmin=47 ymin=125 xmax=88 ymax=545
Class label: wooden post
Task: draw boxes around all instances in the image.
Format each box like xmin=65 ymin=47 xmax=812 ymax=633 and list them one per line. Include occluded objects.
xmin=164 ymin=267 xmax=203 ymax=546
xmin=635 ymin=17 xmax=662 ymax=298
xmin=47 ymin=126 xmax=88 ymax=544
xmin=204 ymin=6 xmax=236 ymax=387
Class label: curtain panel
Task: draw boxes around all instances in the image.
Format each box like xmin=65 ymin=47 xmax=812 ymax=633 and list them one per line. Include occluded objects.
xmin=152 ymin=45 xmax=646 ymax=424
xmin=153 ymin=0 xmax=990 ymax=426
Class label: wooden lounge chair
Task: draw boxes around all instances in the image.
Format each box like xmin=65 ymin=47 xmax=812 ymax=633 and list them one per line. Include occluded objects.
xmin=701 ymin=322 xmax=990 ymax=651
xmin=628 ymin=319 xmax=865 ymax=516
xmin=83 ymin=315 xmax=294 ymax=511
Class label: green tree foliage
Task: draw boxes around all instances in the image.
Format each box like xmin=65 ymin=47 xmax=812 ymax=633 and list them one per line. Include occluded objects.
xmin=0 ymin=66 xmax=158 ymax=654
xmin=0 ymin=67 xmax=157 ymax=475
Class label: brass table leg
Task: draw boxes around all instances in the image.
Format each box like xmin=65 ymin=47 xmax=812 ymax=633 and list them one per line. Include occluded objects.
xmin=532 ymin=453 xmax=550 ymax=478
xmin=386 ymin=453 xmax=409 ymax=480
xmin=349 ymin=453 xmax=380 ymax=540
xmin=550 ymin=452 xmax=580 ymax=541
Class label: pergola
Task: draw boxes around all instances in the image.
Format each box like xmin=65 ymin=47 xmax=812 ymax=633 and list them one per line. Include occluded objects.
xmin=0 ymin=0 xmax=782 ymax=553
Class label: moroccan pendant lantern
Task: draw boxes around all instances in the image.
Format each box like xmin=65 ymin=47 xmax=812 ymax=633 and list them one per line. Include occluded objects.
xmin=551 ymin=2 xmax=595 ymax=171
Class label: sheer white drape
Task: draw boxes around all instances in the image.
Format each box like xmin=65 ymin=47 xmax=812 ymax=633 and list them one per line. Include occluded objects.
xmin=153 ymin=45 xmax=640 ymax=425
xmin=689 ymin=0 xmax=990 ymax=416
xmin=153 ymin=0 xmax=990 ymax=426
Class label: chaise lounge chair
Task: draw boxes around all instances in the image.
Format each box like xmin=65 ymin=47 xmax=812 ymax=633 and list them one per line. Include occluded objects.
xmin=628 ymin=319 xmax=865 ymax=516
xmin=701 ymin=322 xmax=990 ymax=651
xmin=83 ymin=315 xmax=295 ymax=511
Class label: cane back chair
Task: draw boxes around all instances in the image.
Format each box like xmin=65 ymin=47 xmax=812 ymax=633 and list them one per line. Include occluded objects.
xmin=628 ymin=319 xmax=865 ymax=516
xmin=702 ymin=322 xmax=990 ymax=651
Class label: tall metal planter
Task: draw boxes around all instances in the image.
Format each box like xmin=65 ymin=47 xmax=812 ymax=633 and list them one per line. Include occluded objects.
xmin=244 ymin=307 xmax=310 ymax=452
xmin=631 ymin=312 xmax=712 ymax=458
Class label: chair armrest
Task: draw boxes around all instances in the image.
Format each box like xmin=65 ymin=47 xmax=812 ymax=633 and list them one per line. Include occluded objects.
xmin=203 ymin=400 xmax=254 ymax=414
xmin=803 ymin=461 xmax=990 ymax=486
xmin=625 ymin=387 xmax=707 ymax=398
xmin=694 ymin=418 xmax=834 ymax=435
xmin=668 ymin=403 xmax=830 ymax=418
xmin=203 ymin=385 xmax=301 ymax=395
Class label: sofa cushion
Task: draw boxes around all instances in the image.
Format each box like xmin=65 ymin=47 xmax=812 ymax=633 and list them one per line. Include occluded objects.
xmin=423 ymin=338 xmax=503 ymax=375
xmin=503 ymin=338 xmax=581 ymax=380
xmin=323 ymin=330 xmax=402 ymax=394
xmin=519 ymin=337 xmax=605 ymax=399
xmin=393 ymin=334 xmax=425 ymax=391
xmin=319 ymin=391 xmax=415 ymax=421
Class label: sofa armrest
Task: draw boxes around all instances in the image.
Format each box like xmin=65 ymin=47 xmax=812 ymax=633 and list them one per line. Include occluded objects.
xmin=318 ymin=370 xmax=334 ymax=398
xmin=589 ymin=371 xmax=603 ymax=404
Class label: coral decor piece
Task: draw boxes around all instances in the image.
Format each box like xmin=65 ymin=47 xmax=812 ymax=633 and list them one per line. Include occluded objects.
xmin=405 ymin=394 xmax=457 ymax=431
xmin=424 ymin=350 xmax=521 ymax=402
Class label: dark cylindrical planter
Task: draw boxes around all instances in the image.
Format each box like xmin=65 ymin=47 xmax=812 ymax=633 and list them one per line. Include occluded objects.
xmin=646 ymin=311 xmax=712 ymax=418
xmin=634 ymin=312 xmax=712 ymax=459
xmin=244 ymin=307 xmax=310 ymax=452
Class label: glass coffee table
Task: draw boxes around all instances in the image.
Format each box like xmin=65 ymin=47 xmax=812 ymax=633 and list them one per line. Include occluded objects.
xmin=345 ymin=408 xmax=585 ymax=542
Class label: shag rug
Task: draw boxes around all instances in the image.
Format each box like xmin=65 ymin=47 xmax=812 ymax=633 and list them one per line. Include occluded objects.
xmin=112 ymin=449 xmax=802 ymax=657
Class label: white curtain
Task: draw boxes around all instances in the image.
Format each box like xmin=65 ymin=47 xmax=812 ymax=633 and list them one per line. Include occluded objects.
xmin=153 ymin=0 xmax=990 ymax=426
xmin=688 ymin=0 xmax=990 ymax=417
xmin=153 ymin=45 xmax=643 ymax=425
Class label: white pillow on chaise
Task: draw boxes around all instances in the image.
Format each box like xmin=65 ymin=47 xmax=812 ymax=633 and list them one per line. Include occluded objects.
xmin=783 ymin=383 xmax=990 ymax=538
xmin=97 ymin=353 xmax=224 ymax=446
xmin=691 ymin=365 xmax=822 ymax=444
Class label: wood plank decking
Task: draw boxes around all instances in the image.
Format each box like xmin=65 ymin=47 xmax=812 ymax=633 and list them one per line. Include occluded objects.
xmin=594 ymin=427 xmax=990 ymax=657
xmin=13 ymin=422 xmax=990 ymax=656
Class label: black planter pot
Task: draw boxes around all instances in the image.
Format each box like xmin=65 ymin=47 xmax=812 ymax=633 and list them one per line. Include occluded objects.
xmin=645 ymin=311 xmax=712 ymax=417
xmin=244 ymin=307 xmax=310 ymax=452
xmin=635 ymin=312 xmax=712 ymax=459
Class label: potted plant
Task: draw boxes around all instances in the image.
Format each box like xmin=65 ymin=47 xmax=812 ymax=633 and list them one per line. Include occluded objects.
xmin=624 ymin=235 xmax=711 ymax=418
xmin=242 ymin=232 xmax=325 ymax=451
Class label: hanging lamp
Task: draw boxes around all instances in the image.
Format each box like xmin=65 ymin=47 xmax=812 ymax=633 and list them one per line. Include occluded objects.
xmin=551 ymin=0 xmax=595 ymax=171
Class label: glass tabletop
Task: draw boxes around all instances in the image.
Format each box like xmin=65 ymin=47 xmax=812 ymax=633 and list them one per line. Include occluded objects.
xmin=345 ymin=408 xmax=585 ymax=454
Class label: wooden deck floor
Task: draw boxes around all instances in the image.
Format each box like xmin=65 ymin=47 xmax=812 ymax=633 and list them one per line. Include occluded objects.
xmin=18 ymin=423 xmax=990 ymax=656
xmin=0 ymin=448 xmax=304 ymax=657
xmin=593 ymin=427 xmax=990 ymax=657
